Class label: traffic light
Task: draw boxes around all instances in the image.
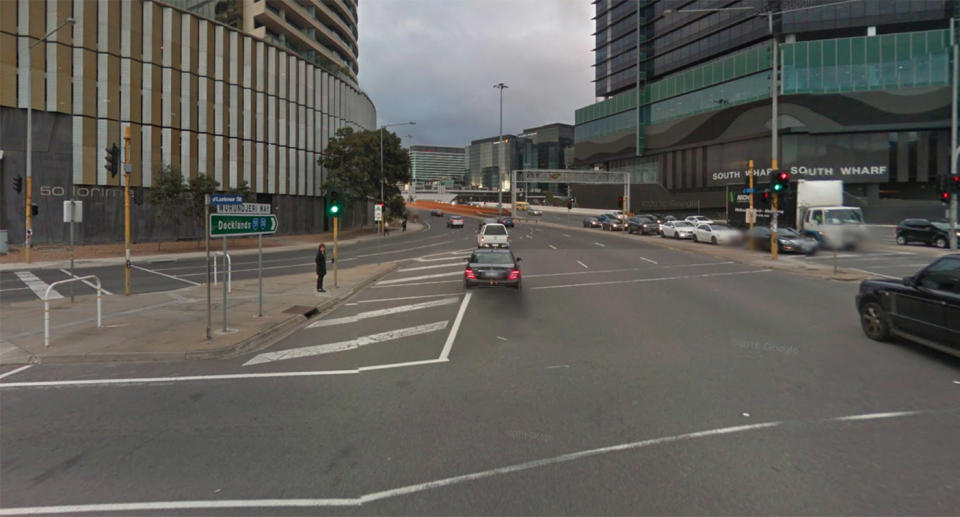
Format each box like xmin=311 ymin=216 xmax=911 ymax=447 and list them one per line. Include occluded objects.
xmin=952 ymin=174 xmax=960 ymax=192
xmin=567 ymin=199 xmax=573 ymax=210
xmin=104 ymin=144 xmax=120 ymax=178
xmin=758 ymin=189 xmax=772 ymax=206
xmin=13 ymin=175 xmax=23 ymax=194
xmin=941 ymin=176 xmax=952 ymax=204
xmin=327 ymin=187 xmax=341 ymax=216
xmin=617 ymin=196 xmax=623 ymax=209
xmin=772 ymin=170 xmax=791 ymax=193
xmin=30 ymin=204 xmax=39 ymax=216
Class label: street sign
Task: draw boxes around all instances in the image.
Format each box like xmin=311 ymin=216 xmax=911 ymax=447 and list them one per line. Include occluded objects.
xmin=63 ymin=200 xmax=83 ymax=223
xmin=210 ymin=214 xmax=278 ymax=237
xmin=742 ymin=188 xmax=755 ymax=194
xmin=210 ymin=194 xmax=243 ymax=205
xmin=216 ymin=202 xmax=271 ymax=215
xmin=745 ymin=208 xmax=757 ymax=224
xmin=374 ymin=204 xmax=383 ymax=222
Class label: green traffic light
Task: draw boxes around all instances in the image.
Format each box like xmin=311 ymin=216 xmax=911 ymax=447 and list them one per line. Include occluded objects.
xmin=772 ymin=183 xmax=783 ymax=192
xmin=330 ymin=205 xmax=339 ymax=214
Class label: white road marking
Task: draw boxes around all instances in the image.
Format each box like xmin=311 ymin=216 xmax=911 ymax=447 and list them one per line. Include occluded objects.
xmin=576 ymin=260 xmax=588 ymax=269
xmin=593 ymin=242 xmax=606 ymax=247
xmin=352 ymin=293 xmax=465 ymax=304
xmin=372 ymin=279 xmax=462 ymax=288
xmin=0 ymin=365 xmax=32 ymax=380
xmin=439 ymin=292 xmax=471 ymax=360
xmin=59 ymin=269 xmax=114 ymax=295
xmin=397 ymin=262 xmax=465 ymax=272
xmin=306 ymin=298 xmax=459 ymax=328
xmin=548 ymin=244 xmax=557 ymax=250
xmin=354 ymin=240 xmax=453 ymax=258
xmin=562 ymin=233 xmax=571 ymax=237
xmin=0 ymin=287 xmax=31 ymax=293
xmin=845 ymin=268 xmax=900 ymax=280
xmin=533 ymin=269 xmax=771 ymax=290
xmin=833 ymin=411 xmax=921 ymax=421
xmin=131 ymin=265 xmax=201 ymax=286
xmin=0 ymin=410 xmax=947 ymax=514
xmin=496 ymin=336 xmax=508 ymax=341
xmin=546 ymin=364 xmax=570 ymax=369
xmin=525 ymin=262 xmax=736 ymax=279
xmin=14 ymin=271 xmax=62 ymax=300
xmin=244 ymin=321 xmax=449 ymax=366
xmin=637 ymin=256 xmax=658 ymax=264
xmin=376 ymin=271 xmax=462 ymax=285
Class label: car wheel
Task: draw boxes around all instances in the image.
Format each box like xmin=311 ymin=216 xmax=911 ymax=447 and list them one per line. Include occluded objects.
xmin=674 ymin=233 xmax=680 ymax=240
xmin=895 ymin=235 xmax=906 ymax=245
xmin=514 ymin=280 xmax=521 ymax=290
xmin=464 ymin=281 xmax=471 ymax=290
xmin=693 ymin=235 xmax=698 ymax=242
xmin=711 ymin=236 xmax=717 ymax=245
xmin=660 ymin=232 xmax=665 ymax=238
xmin=859 ymin=301 xmax=890 ymax=341
xmin=934 ymin=236 xmax=947 ymax=248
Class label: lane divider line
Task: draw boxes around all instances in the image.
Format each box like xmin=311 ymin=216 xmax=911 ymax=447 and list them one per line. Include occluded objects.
xmin=376 ymin=271 xmax=462 ymax=285
xmin=593 ymin=242 xmax=606 ymax=247
xmin=60 ymin=269 xmax=114 ymax=295
xmin=306 ymin=298 xmax=459 ymax=329
xmin=576 ymin=260 xmax=588 ymax=269
xmin=352 ymin=293 xmax=464 ymax=304
xmin=548 ymin=244 xmax=557 ymax=250
xmin=131 ymin=265 xmax=201 ymax=286
xmin=637 ymin=257 xmax=658 ymax=265
xmin=0 ymin=365 xmax=32 ymax=381
xmin=397 ymin=262 xmax=465 ymax=272
xmin=533 ymin=269 xmax=772 ymax=290
xmin=439 ymin=292 xmax=472 ymax=360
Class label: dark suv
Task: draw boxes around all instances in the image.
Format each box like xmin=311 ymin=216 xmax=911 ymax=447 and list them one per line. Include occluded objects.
xmin=627 ymin=216 xmax=660 ymax=235
xmin=856 ymin=254 xmax=960 ymax=356
xmin=895 ymin=218 xmax=958 ymax=248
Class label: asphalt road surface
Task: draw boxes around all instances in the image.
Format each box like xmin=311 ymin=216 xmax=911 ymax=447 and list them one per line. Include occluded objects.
xmin=2 ymin=214 xmax=958 ymax=515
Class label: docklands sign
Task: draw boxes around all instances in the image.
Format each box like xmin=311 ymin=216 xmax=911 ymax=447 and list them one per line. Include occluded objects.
xmin=709 ymin=164 xmax=889 ymax=186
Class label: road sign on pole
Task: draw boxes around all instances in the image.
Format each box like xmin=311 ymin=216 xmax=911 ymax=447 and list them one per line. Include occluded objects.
xmin=216 ymin=203 xmax=271 ymax=215
xmin=209 ymin=214 xmax=278 ymax=237
xmin=374 ymin=204 xmax=383 ymax=222
xmin=210 ymin=194 xmax=243 ymax=205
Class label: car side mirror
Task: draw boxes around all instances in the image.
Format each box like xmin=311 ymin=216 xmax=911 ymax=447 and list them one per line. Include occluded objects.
xmin=464 ymin=257 xmax=471 ymax=262
xmin=516 ymin=257 xmax=522 ymax=262
xmin=902 ymin=275 xmax=915 ymax=286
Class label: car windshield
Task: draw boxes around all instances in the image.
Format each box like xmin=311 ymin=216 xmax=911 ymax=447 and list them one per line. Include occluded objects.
xmin=711 ymin=224 xmax=730 ymax=230
xmin=484 ymin=225 xmax=507 ymax=235
xmin=931 ymin=221 xmax=951 ymax=231
xmin=471 ymin=252 xmax=514 ymax=264
xmin=825 ymin=209 xmax=863 ymax=224
xmin=779 ymin=228 xmax=800 ymax=237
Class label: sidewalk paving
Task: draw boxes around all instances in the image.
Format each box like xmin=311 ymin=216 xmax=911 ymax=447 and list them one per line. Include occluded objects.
xmin=0 ymin=262 xmax=398 ymax=365
xmin=0 ymin=223 xmax=425 ymax=272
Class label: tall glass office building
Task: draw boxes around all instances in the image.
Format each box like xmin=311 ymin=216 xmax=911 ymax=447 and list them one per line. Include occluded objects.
xmin=410 ymin=145 xmax=466 ymax=187
xmin=577 ymin=0 xmax=955 ymax=218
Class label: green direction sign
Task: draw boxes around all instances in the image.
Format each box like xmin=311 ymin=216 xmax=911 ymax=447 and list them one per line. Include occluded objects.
xmin=210 ymin=214 xmax=278 ymax=237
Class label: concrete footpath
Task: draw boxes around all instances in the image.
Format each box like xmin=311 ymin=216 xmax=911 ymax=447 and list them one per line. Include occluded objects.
xmin=0 ymin=262 xmax=397 ymax=365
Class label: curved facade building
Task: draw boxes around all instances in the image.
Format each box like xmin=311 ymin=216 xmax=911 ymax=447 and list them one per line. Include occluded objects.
xmin=0 ymin=0 xmax=376 ymax=244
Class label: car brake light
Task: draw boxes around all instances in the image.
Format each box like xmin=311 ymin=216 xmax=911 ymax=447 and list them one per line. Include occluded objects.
xmin=465 ymin=268 xmax=476 ymax=279
xmin=507 ymin=269 xmax=520 ymax=280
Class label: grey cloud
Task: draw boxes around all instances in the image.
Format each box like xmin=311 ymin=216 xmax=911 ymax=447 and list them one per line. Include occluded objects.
xmin=358 ymin=0 xmax=595 ymax=147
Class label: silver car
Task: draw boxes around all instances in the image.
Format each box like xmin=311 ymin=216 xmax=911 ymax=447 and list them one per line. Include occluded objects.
xmin=661 ymin=220 xmax=695 ymax=239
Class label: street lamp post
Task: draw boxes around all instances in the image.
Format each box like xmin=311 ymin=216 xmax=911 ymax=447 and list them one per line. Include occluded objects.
xmin=24 ymin=17 xmax=75 ymax=263
xmin=493 ymin=82 xmax=508 ymax=216
xmin=379 ymin=121 xmax=415 ymax=261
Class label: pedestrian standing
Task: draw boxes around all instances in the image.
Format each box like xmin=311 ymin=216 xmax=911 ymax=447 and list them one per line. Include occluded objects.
xmin=402 ymin=218 xmax=407 ymax=232
xmin=384 ymin=220 xmax=390 ymax=236
xmin=315 ymin=243 xmax=327 ymax=293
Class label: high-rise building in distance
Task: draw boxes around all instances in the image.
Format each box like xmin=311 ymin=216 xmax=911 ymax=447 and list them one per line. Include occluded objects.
xmin=410 ymin=146 xmax=466 ymax=188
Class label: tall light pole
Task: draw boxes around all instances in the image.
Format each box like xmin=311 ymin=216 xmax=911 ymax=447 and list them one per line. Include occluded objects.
xmin=379 ymin=121 xmax=415 ymax=260
xmin=24 ymin=16 xmax=75 ymax=263
xmin=493 ymin=82 xmax=508 ymax=216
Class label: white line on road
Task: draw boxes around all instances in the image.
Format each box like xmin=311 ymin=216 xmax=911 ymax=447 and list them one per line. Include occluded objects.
xmin=354 ymin=240 xmax=453 ymax=258
xmin=637 ymin=256 xmax=658 ymax=265
xmin=496 ymin=336 xmax=508 ymax=341
xmin=593 ymin=242 xmax=606 ymax=247
xmin=845 ymin=267 xmax=900 ymax=280
xmin=0 ymin=365 xmax=32 ymax=380
xmin=397 ymin=262 xmax=465 ymax=272
xmin=439 ymin=292 xmax=472 ymax=360
xmin=14 ymin=271 xmax=62 ymax=300
xmin=376 ymin=271 xmax=462 ymax=285
xmin=526 ymin=262 xmax=735 ymax=279
xmin=833 ymin=411 xmax=921 ymax=421
xmin=576 ymin=260 xmax=588 ymax=269
xmin=0 ymin=410 xmax=948 ymax=514
xmin=352 ymin=293 xmax=465 ymax=304
xmin=0 ymin=287 xmax=30 ymax=293
xmin=59 ymin=269 xmax=114 ymax=295
xmin=245 ymin=321 xmax=450 ymax=366
xmin=306 ymin=298 xmax=459 ymax=328
xmin=131 ymin=265 xmax=201 ymax=286
xmin=562 ymin=233 xmax=571 ymax=237
xmin=533 ymin=269 xmax=771 ymax=290
xmin=548 ymin=244 xmax=557 ymax=250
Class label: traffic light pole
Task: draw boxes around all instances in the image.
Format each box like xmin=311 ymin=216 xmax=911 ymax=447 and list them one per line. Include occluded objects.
xmin=333 ymin=216 xmax=339 ymax=288
xmin=748 ymin=160 xmax=755 ymax=252
xmin=771 ymin=193 xmax=779 ymax=260
xmin=951 ymin=22 xmax=958 ymax=250
xmin=123 ymin=126 xmax=132 ymax=295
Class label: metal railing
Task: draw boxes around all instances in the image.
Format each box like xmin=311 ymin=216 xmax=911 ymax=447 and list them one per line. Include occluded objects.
xmin=44 ymin=275 xmax=102 ymax=347
xmin=213 ymin=251 xmax=232 ymax=293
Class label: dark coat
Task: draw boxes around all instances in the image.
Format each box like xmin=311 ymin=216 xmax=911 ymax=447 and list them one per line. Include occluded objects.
xmin=316 ymin=248 xmax=327 ymax=275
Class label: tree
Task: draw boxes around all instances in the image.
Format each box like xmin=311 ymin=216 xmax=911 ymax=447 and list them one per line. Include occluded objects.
xmin=385 ymin=194 xmax=406 ymax=220
xmin=186 ymin=174 xmax=220 ymax=246
xmin=321 ymin=127 xmax=411 ymax=208
xmin=228 ymin=180 xmax=255 ymax=202
xmin=149 ymin=165 xmax=186 ymax=250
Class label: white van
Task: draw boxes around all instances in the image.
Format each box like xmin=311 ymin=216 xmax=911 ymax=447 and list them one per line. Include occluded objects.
xmin=801 ymin=206 xmax=866 ymax=250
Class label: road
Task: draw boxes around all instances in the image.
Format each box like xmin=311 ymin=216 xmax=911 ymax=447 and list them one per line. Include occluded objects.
xmin=2 ymin=213 xmax=958 ymax=515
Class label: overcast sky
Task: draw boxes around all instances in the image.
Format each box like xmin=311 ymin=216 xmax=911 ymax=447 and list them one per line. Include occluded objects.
xmin=357 ymin=0 xmax=595 ymax=148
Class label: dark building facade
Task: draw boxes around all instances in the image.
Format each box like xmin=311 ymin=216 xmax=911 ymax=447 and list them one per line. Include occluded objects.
xmin=579 ymin=0 xmax=956 ymax=220
xmin=518 ymin=123 xmax=575 ymax=194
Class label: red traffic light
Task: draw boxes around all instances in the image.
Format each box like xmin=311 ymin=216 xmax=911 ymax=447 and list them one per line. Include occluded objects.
xmin=777 ymin=171 xmax=790 ymax=182
xmin=941 ymin=191 xmax=951 ymax=202
xmin=952 ymin=175 xmax=960 ymax=188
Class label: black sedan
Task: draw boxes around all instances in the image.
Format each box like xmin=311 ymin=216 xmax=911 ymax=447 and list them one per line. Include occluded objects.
xmin=896 ymin=218 xmax=959 ymax=248
xmin=600 ymin=216 xmax=624 ymax=231
xmin=582 ymin=217 xmax=602 ymax=228
xmin=856 ymin=254 xmax=960 ymax=355
xmin=745 ymin=226 xmax=819 ymax=254
xmin=464 ymin=248 xmax=522 ymax=290
xmin=497 ymin=217 xmax=515 ymax=228
xmin=627 ymin=216 xmax=660 ymax=235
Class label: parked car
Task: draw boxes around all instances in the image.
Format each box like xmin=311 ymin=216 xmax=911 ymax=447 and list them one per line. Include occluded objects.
xmin=431 ymin=208 xmax=444 ymax=217
xmin=627 ymin=216 xmax=660 ymax=235
xmin=693 ymin=223 xmax=741 ymax=245
xmin=601 ymin=216 xmax=625 ymax=231
xmin=856 ymin=254 xmax=959 ymax=355
xmin=745 ymin=226 xmax=819 ymax=254
xmin=447 ymin=215 xmax=464 ymax=229
xmin=661 ymin=220 xmax=695 ymax=239
xmin=583 ymin=217 xmax=602 ymax=228
xmin=464 ymin=248 xmax=523 ymax=290
xmin=529 ymin=208 xmax=543 ymax=216
xmin=497 ymin=217 xmax=515 ymax=228
xmin=895 ymin=218 xmax=959 ymax=248
xmin=477 ymin=223 xmax=510 ymax=248
xmin=685 ymin=215 xmax=713 ymax=226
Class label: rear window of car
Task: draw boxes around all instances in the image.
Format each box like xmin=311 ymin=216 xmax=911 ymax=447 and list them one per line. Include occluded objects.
xmin=712 ymin=224 xmax=731 ymax=230
xmin=472 ymin=252 xmax=514 ymax=264
xmin=484 ymin=225 xmax=507 ymax=235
